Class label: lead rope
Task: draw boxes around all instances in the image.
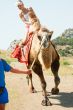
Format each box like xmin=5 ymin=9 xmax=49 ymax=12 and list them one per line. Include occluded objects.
xmin=26 ymin=41 xmax=43 ymax=85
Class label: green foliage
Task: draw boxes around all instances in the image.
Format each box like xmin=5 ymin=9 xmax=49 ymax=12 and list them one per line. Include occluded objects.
xmin=58 ymin=48 xmax=73 ymax=57
xmin=58 ymin=50 xmax=67 ymax=56
xmin=53 ymin=29 xmax=73 ymax=57
xmin=54 ymin=37 xmax=73 ymax=46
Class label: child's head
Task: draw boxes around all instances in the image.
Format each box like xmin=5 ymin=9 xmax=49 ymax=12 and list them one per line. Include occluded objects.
xmin=16 ymin=0 xmax=24 ymax=10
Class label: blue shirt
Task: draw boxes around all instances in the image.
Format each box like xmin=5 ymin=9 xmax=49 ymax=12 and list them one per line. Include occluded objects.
xmin=0 ymin=59 xmax=11 ymax=87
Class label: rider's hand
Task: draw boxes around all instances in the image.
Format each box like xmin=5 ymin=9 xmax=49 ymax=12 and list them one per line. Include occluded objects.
xmin=19 ymin=42 xmax=24 ymax=48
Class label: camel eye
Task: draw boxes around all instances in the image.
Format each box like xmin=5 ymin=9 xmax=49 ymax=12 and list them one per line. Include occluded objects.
xmin=48 ymin=35 xmax=51 ymax=40
xmin=38 ymin=35 xmax=42 ymax=41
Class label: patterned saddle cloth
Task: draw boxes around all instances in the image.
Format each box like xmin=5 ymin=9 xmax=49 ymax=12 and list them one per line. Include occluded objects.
xmin=11 ymin=33 xmax=33 ymax=66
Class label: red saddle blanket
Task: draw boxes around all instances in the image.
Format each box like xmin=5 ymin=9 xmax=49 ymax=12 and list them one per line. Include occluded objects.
xmin=11 ymin=33 xmax=33 ymax=66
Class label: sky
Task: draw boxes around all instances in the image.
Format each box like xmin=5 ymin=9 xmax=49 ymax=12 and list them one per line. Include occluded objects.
xmin=0 ymin=0 xmax=73 ymax=50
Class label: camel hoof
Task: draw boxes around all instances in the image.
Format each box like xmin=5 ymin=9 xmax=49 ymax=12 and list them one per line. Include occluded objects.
xmin=42 ymin=92 xmax=50 ymax=96
xmin=41 ymin=97 xmax=52 ymax=106
xmin=51 ymin=88 xmax=59 ymax=94
xmin=30 ymin=87 xmax=37 ymax=93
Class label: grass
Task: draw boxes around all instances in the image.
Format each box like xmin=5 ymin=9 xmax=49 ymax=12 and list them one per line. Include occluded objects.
xmin=63 ymin=61 xmax=70 ymax=65
xmin=58 ymin=57 xmax=73 ymax=75
xmin=0 ymin=50 xmax=17 ymax=64
xmin=0 ymin=50 xmax=73 ymax=75
xmin=45 ymin=56 xmax=73 ymax=76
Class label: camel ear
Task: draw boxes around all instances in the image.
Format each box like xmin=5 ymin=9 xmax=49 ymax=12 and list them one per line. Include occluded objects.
xmin=48 ymin=31 xmax=53 ymax=39
xmin=51 ymin=31 xmax=53 ymax=34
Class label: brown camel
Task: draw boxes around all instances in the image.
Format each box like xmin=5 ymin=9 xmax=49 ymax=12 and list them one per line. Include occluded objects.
xmin=25 ymin=27 xmax=60 ymax=106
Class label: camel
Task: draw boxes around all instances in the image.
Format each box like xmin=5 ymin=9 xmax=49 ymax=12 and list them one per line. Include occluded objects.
xmin=24 ymin=27 xmax=60 ymax=106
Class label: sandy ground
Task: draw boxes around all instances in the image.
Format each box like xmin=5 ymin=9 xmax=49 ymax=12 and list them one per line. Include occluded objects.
xmin=5 ymin=70 xmax=73 ymax=110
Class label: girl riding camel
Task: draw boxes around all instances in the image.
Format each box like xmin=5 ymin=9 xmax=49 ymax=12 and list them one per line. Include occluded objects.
xmin=11 ymin=0 xmax=41 ymax=67
xmin=17 ymin=0 xmax=41 ymax=46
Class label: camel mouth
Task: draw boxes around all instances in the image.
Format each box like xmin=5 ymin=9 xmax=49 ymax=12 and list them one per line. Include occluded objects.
xmin=42 ymin=40 xmax=50 ymax=48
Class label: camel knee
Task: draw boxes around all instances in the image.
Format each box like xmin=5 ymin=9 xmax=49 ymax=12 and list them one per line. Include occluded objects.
xmin=51 ymin=59 xmax=60 ymax=75
xmin=41 ymin=81 xmax=46 ymax=90
xmin=54 ymin=76 xmax=60 ymax=86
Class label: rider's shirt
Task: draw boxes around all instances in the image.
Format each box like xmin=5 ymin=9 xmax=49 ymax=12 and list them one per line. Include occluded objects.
xmin=24 ymin=13 xmax=29 ymax=22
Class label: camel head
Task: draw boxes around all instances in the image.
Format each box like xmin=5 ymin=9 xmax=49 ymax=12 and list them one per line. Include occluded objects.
xmin=37 ymin=27 xmax=53 ymax=48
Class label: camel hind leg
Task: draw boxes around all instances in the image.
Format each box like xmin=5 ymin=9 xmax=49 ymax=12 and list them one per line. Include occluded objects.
xmin=51 ymin=59 xmax=60 ymax=94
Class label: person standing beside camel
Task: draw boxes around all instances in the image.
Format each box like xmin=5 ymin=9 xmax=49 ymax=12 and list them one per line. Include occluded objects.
xmin=0 ymin=58 xmax=31 ymax=110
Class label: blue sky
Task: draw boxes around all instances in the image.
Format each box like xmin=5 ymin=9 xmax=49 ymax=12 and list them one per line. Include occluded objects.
xmin=0 ymin=0 xmax=73 ymax=50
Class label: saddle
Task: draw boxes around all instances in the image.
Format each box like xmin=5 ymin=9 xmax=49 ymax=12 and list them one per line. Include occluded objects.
xmin=11 ymin=32 xmax=34 ymax=65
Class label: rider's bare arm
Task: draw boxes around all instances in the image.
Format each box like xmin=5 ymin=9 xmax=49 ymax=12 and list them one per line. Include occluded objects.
xmin=19 ymin=11 xmax=31 ymax=25
xmin=19 ymin=11 xmax=26 ymax=22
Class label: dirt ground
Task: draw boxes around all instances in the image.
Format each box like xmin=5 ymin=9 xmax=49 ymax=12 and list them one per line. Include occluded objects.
xmin=5 ymin=67 xmax=73 ymax=110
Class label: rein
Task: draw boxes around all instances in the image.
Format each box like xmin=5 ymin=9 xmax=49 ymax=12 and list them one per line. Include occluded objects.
xmin=30 ymin=42 xmax=43 ymax=69
xmin=22 ymin=32 xmax=49 ymax=85
xmin=26 ymin=39 xmax=44 ymax=85
xmin=29 ymin=37 xmax=51 ymax=69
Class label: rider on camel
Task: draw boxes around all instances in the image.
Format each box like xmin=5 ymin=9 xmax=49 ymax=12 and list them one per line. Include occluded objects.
xmin=17 ymin=0 xmax=41 ymax=47
xmin=11 ymin=0 xmax=41 ymax=67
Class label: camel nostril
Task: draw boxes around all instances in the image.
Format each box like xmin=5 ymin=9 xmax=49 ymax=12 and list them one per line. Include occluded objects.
xmin=42 ymin=41 xmax=49 ymax=48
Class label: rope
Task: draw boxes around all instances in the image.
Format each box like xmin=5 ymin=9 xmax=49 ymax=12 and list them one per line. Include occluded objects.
xmin=26 ymin=42 xmax=43 ymax=85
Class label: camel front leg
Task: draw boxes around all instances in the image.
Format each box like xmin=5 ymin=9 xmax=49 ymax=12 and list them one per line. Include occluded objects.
xmin=26 ymin=74 xmax=36 ymax=93
xmin=33 ymin=62 xmax=52 ymax=106
xmin=39 ymin=73 xmax=52 ymax=106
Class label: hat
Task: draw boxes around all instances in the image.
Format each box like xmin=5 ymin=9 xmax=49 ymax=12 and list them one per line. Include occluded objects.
xmin=16 ymin=0 xmax=23 ymax=6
